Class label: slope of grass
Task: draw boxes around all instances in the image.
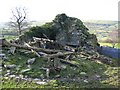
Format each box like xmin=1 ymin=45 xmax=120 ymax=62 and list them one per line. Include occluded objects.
xmin=99 ymin=42 xmax=120 ymax=49
xmin=99 ymin=42 xmax=113 ymax=47
xmin=1 ymin=49 xmax=119 ymax=88
xmin=115 ymin=43 xmax=120 ymax=49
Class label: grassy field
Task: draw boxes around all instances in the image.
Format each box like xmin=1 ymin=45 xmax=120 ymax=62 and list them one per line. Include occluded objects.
xmin=2 ymin=35 xmax=18 ymax=41
xmin=99 ymin=43 xmax=120 ymax=49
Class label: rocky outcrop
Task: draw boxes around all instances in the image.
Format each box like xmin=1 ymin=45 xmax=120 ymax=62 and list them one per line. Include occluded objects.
xmin=16 ymin=13 xmax=98 ymax=50
xmin=53 ymin=14 xmax=98 ymax=49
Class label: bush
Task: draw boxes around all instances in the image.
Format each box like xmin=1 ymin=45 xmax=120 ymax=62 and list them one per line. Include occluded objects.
xmin=22 ymin=22 xmax=59 ymax=41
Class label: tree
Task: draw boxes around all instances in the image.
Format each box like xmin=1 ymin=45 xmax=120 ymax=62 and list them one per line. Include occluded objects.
xmin=9 ymin=7 xmax=29 ymax=35
xmin=108 ymin=29 xmax=119 ymax=48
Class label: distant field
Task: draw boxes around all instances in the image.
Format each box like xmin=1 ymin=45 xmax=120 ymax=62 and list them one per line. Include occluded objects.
xmin=115 ymin=43 xmax=120 ymax=48
xmin=3 ymin=35 xmax=18 ymax=41
xmin=84 ymin=20 xmax=117 ymax=42
xmin=99 ymin=42 xmax=120 ymax=49
xmin=1 ymin=20 xmax=118 ymax=46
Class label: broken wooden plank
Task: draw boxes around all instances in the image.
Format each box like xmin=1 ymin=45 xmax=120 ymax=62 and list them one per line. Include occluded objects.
xmin=44 ymin=52 xmax=75 ymax=58
xmin=3 ymin=39 xmax=75 ymax=57
xmin=60 ymin=59 xmax=78 ymax=67
xmin=33 ymin=37 xmax=54 ymax=42
xmin=24 ymin=42 xmax=41 ymax=57
xmin=32 ymin=37 xmax=75 ymax=52
xmin=2 ymin=39 xmax=63 ymax=54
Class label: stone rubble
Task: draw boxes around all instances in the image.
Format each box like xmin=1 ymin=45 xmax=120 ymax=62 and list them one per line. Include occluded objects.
xmin=26 ymin=58 xmax=36 ymax=65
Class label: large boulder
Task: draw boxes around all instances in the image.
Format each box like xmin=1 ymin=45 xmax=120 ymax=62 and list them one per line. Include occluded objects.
xmin=53 ymin=14 xmax=98 ymax=49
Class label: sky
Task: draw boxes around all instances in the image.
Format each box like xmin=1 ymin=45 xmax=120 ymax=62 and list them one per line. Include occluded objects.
xmin=0 ymin=0 xmax=119 ymax=22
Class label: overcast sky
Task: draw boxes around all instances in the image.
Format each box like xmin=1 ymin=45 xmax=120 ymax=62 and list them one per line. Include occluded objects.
xmin=0 ymin=0 xmax=119 ymax=22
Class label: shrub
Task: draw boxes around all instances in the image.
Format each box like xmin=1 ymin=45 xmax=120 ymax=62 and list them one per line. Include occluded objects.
xmin=22 ymin=22 xmax=59 ymax=41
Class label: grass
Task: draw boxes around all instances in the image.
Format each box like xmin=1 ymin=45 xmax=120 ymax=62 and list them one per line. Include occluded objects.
xmin=99 ymin=42 xmax=120 ymax=49
xmin=1 ymin=35 xmax=119 ymax=88
xmin=3 ymin=35 xmax=18 ymax=41
xmin=1 ymin=48 xmax=119 ymax=88
xmin=1 ymin=78 xmax=60 ymax=88
xmin=115 ymin=43 xmax=120 ymax=49
xmin=101 ymin=67 xmax=119 ymax=87
xmin=99 ymin=42 xmax=113 ymax=47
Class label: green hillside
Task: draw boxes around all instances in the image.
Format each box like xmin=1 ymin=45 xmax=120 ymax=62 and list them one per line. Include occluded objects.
xmin=1 ymin=16 xmax=119 ymax=89
xmin=1 ymin=50 xmax=119 ymax=88
xmin=83 ymin=20 xmax=117 ymax=42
